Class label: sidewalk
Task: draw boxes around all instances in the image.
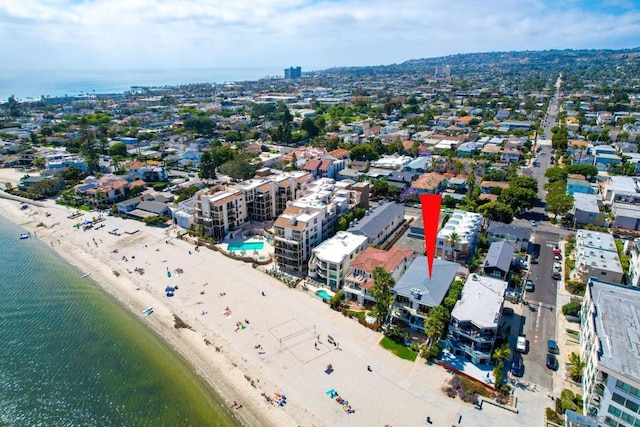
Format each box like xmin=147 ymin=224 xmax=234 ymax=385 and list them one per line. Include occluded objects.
xmin=553 ymin=239 xmax=582 ymax=396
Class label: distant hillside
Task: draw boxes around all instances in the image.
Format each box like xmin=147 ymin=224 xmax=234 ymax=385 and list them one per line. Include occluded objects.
xmin=321 ymin=48 xmax=640 ymax=80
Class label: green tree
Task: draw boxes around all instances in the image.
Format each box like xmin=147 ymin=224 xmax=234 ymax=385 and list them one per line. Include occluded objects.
xmin=565 ymin=164 xmax=598 ymax=179
xmin=108 ymin=142 xmax=128 ymax=157
xmin=7 ymin=95 xmax=21 ymax=118
xmin=493 ymin=342 xmax=511 ymax=364
xmin=445 ymin=232 xmax=461 ymax=261
xmin=551 ymin=127 xmax=568 ymax=151
xmin=184 ymin=117 xmax=216 ymax=136
xmin=499 ymin=187 xmax=537 ymax=214
xmin=199 ymin=151 xmax=216 ymax=180
xmin=300 ymin=117 xmax=320 ymax=138
xmin=568 ymin=352 xmax=586 ymax=382
xmin=477 ymin=201 xmax=514 ymax=224
xmin=219 ymin=153 xmax=260 ymax=181
xmin=350 ymin=144 xmax=379 ymax=161
xmin=546 ymin=192 xmax=574 ymax=218
xmin=211 ymin=146 xmax=237 ymax=168
xmin=370 ymin=266 xmax=395 ymax=326
xmin=509 ymin=175 xmax=538 ymax=193
xmin=545 ymin=167 xmax=569 ymax=183
xmin=78 ymin=117 xmax=100 ymax=174
xmin=423 ymin=305 xmax=450 ymax=348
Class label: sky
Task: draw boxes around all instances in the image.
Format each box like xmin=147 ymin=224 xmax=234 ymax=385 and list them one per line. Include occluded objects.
xmin=0 ymin=0 xmax=639 ymax=71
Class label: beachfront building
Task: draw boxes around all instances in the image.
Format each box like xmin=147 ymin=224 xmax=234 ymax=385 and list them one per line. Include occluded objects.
xmin=390 ymin=257 xmax=459 ymax=331
xmin=625 ymin=239 xmax=640 ymax=288
xmin=580 ymin=278 xmax=640 ymax=426
xmin=194 ymin=187 xmax=247 ymax=240
xmin=574 ymin=230 xmax=624 ymax=284
xmin=273 ymin=179 xmax=356 ymax=274
xmin=307 ymin=231 xmax=368 ymax=290
xmin=169 ymin=199 xmax=195 ymax=229
xmin=45 ymin=152 xmax=88 ymax=172
xmin=445 ymin=274 xmax=508 ymax=365
xmin=436 ymin=210 xmax=483 ymax=262
xmin=73 ymin=174 xmax=131 ymax=207
xmin=347 ymin=202 xmax=405 ymax=247
xmin=343 ymin=246 xmax=415 ymax=306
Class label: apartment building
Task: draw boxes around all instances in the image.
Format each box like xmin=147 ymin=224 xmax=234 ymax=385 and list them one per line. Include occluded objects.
xmin=436 ymin=210 xmax=483 ymax=262
xmin=194 ymin=187 xmax=246 ymax=239
xmin=273 ymin=179 xmax=355 ymax=273
xmin=575 ymin=230 xmax=624 ymax=284
xmin=625 ymin=239 xmax=640 ymax=287
xmin=446 ymin=274 xmax=508 ymax=365
xmin=307 ymin=231 xmax=368 ymax=290
xmin=580 ymin=278 xmax=640 ymax=427
xmin=343 ymin=246 xmax=415 ymax=306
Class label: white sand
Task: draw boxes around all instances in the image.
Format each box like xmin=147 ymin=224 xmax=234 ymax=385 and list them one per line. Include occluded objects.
xmin=0 ymin=169 xmax=541 ymax=426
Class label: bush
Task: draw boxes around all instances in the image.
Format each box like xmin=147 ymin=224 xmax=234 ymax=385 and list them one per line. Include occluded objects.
xmin=546 ymin=407 xmax=564 ymax=425
xmin=562 ymin=301 xmax=582 ymax=317
xmin=566 ymin=280 xmax=585 ymax=296
xmin=329 ymin=290 xmax=344 ymax=310
xmin=566 ymin=328 xmax=579 ymax=336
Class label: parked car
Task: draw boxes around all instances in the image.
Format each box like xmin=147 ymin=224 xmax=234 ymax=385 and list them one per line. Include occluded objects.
xmin=554 ymin=253 xmax=562 ymax=261
xmin=553 ymin=261 xmax=562 ymax=271
xmin=546 ymin=353 xmax=559 ymax=370
xmin=552 ymin=271 xmax=562 ymax=280
xmin=552 ymin=246 xmax=561 ymax=255
xmin=511 ymin=353 xmax=524 ymax=377
xmin=502 ymin=307 xmax=515 ymax=316
xmin=516 ymin=335 xmax=527 ymax=353
xmin=525 ymin=279 xmax=535 ymax=292
xmin=548 ymin=340 xmax=560 ymax=354
xmin=530 ymin=220 xmax=537 ymax=227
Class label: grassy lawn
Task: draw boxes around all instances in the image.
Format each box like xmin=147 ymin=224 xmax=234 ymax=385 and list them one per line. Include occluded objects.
xmin=379 ymin=337 xmax=418 ymax=361
xmin=346 ymin=310 xmax=367 ymax=320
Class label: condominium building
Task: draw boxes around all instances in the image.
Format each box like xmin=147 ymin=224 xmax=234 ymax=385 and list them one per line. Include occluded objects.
xmin=575 ymin=230 xmax=624 ymax=284
xmin=273 ymin=178 xmax=356 ymax=273
xmin=625 ymin=239 xmax=640 ymax=287
xmin=580 ymin=278 xmax=640 ymax=426
xmin=307 ymin=231 xmax=368 ymax=290
xmin=446 ymin=274 xmax=508 ymax=365
xmin=194 ymin=187 xmax=246 ymax=239
xmin=436 ymin=210 xmax=483 ymax=262
xmin=343 ymin=246 xmax=415 ymax=306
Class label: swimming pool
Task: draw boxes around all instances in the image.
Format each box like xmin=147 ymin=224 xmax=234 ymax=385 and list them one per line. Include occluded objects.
xmin=227 ymin=241 xmax=265 ymax=252
xmin=315 ymin=289 xmax=333 ymax=301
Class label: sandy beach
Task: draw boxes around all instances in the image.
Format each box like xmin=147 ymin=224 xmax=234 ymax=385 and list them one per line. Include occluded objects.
xmin=0 ymin=170 xmax=546 ymax=427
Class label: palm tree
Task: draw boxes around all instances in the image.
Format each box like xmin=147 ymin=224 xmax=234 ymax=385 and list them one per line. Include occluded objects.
xmin=445 ymin=232 xmax=461 ymax=261
xmin=493 ymin=343 xmax=512 ymax=364
xmin=568 ymin=352 xmax=586 ymax=382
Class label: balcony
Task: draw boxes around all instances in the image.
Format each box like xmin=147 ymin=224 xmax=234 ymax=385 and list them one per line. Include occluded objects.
xmin=449 ymin=324 xmax=496 ymax=343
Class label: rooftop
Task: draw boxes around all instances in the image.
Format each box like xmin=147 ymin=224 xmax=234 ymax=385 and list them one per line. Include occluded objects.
xmin=393 ymin=257 xmax=459 ymax=307
xmin=451 ymin=274 xmax=507 ymax=329
xmin=312 ymin=232 xmax=368 ymax=264
xmin=588 ymin=279 xmax=640 ymax=384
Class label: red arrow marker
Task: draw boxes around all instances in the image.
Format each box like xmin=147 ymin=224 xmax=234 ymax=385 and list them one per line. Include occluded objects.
xmin=420 ymin=194 xmax=442 ymax=279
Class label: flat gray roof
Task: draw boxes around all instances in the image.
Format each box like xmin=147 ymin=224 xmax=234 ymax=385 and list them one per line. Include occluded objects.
xmin=589 ymin=279 xmax=640 ymax=384
xmin=393 ymin=257 xmax=459 ymax=307
xmin=451 ymin=274 xmax=507 ymax=329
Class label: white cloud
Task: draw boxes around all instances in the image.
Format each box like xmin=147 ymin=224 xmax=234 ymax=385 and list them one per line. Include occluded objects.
xmin=0 ymin=0 xmax=638 ymax=70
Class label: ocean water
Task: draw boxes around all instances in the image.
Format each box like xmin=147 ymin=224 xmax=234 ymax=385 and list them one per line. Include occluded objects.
xmin=0 ymin=67 xmax=283 ymax=102
xmin=0 ymin=214 xmax=240 ymax=427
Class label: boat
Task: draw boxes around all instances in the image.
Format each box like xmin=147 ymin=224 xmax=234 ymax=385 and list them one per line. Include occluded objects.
xmin=19 ymin=232 xmax=31 ymax=239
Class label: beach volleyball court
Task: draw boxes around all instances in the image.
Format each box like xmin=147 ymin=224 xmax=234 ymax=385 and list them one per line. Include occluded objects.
xmin=269 ymin=319 xmax=328 ymax=363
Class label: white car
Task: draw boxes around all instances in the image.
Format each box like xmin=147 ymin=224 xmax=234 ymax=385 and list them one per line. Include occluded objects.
xmin=516 ymin=335 xmax=527 ymax=353
xmin=553 ymin=261 xmax=562 ymax=271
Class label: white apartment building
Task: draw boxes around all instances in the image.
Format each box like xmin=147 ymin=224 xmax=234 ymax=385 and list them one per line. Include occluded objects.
xmin=273 ymin=178 xmax=356 ymax=274
xmin=581 ymin=278 xmax=640 ymax=427
xmin=436 ymin=210 xmax=483 ymax=262
xmin=308 ymin=231 xmax=368 ymax=290
xmin=575 ymin=230 xmax=624 ymax=284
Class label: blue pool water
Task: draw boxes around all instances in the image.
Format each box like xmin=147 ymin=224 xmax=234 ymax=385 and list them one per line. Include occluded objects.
xmin=227 ymin=241 xmax=265 ymax=251
xmin=316 ymin=290 xmax=332 ymax=301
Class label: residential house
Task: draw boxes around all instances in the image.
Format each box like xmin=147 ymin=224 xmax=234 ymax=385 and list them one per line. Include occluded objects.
xmin=483 ymin=241 xmax=515 ymax=279
xmin=446 ymin=274 xmax=508 ymax=365
xmin=500 ymin=148 xmax=521 ymax=163
xmin=45 ymin=152 xmax=88 ymax=172
xmin=343 ymin=246 xmax=415 ymax=307
xmin=602 ymin=176 xmax=640 ymax=205
xmin=580 ymin=278 xmax=640 ymax=426
xmin=307 ymin=231 xmax=368 ymax=290
xmin=126 ymin=161 xmax=167 ymax=182
xmin=480 ymin=181 xmax=510 ymax=195
xmin=613 ymin=203 xmax=640 ymax=232
xmin=486 ymin=221 xmax=532 ymax=252
xmin=302 ymin=159 xmax=322 ymax=178
xmin=436 ymin=210 xmax=483 ymax=262
xmin=74 ymin=175 xmax=129 ymax=206
xmin=169 ymin=199 xmax=195 ymax=230
xmin=456 ymin=142 xmax=479 ymax=157
xmin=573 ymin=193 xmax=605 ymax=227
xmin=567 ymin=174 xmax=597 ymax=196
xmin=18 ymin=174 xmax=48 ymax=190
xmin=411 ymin=172 xmax=448 ymax=194
xmin=391 ymin=257 xmax=460 ymax=331
xmin=575 ymin=230 xmax=624 ymax=284
xmin=348 ymin=202 xmax=405 ymax=247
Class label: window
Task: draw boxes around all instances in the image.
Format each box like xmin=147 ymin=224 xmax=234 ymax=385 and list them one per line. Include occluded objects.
xmin=608 ymin=405 xmax=622 ymax=417
xmin=626 ymin=399 xmax=639 ymax=413
xmin=613 ymin=393 xmax=626 ymax=405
